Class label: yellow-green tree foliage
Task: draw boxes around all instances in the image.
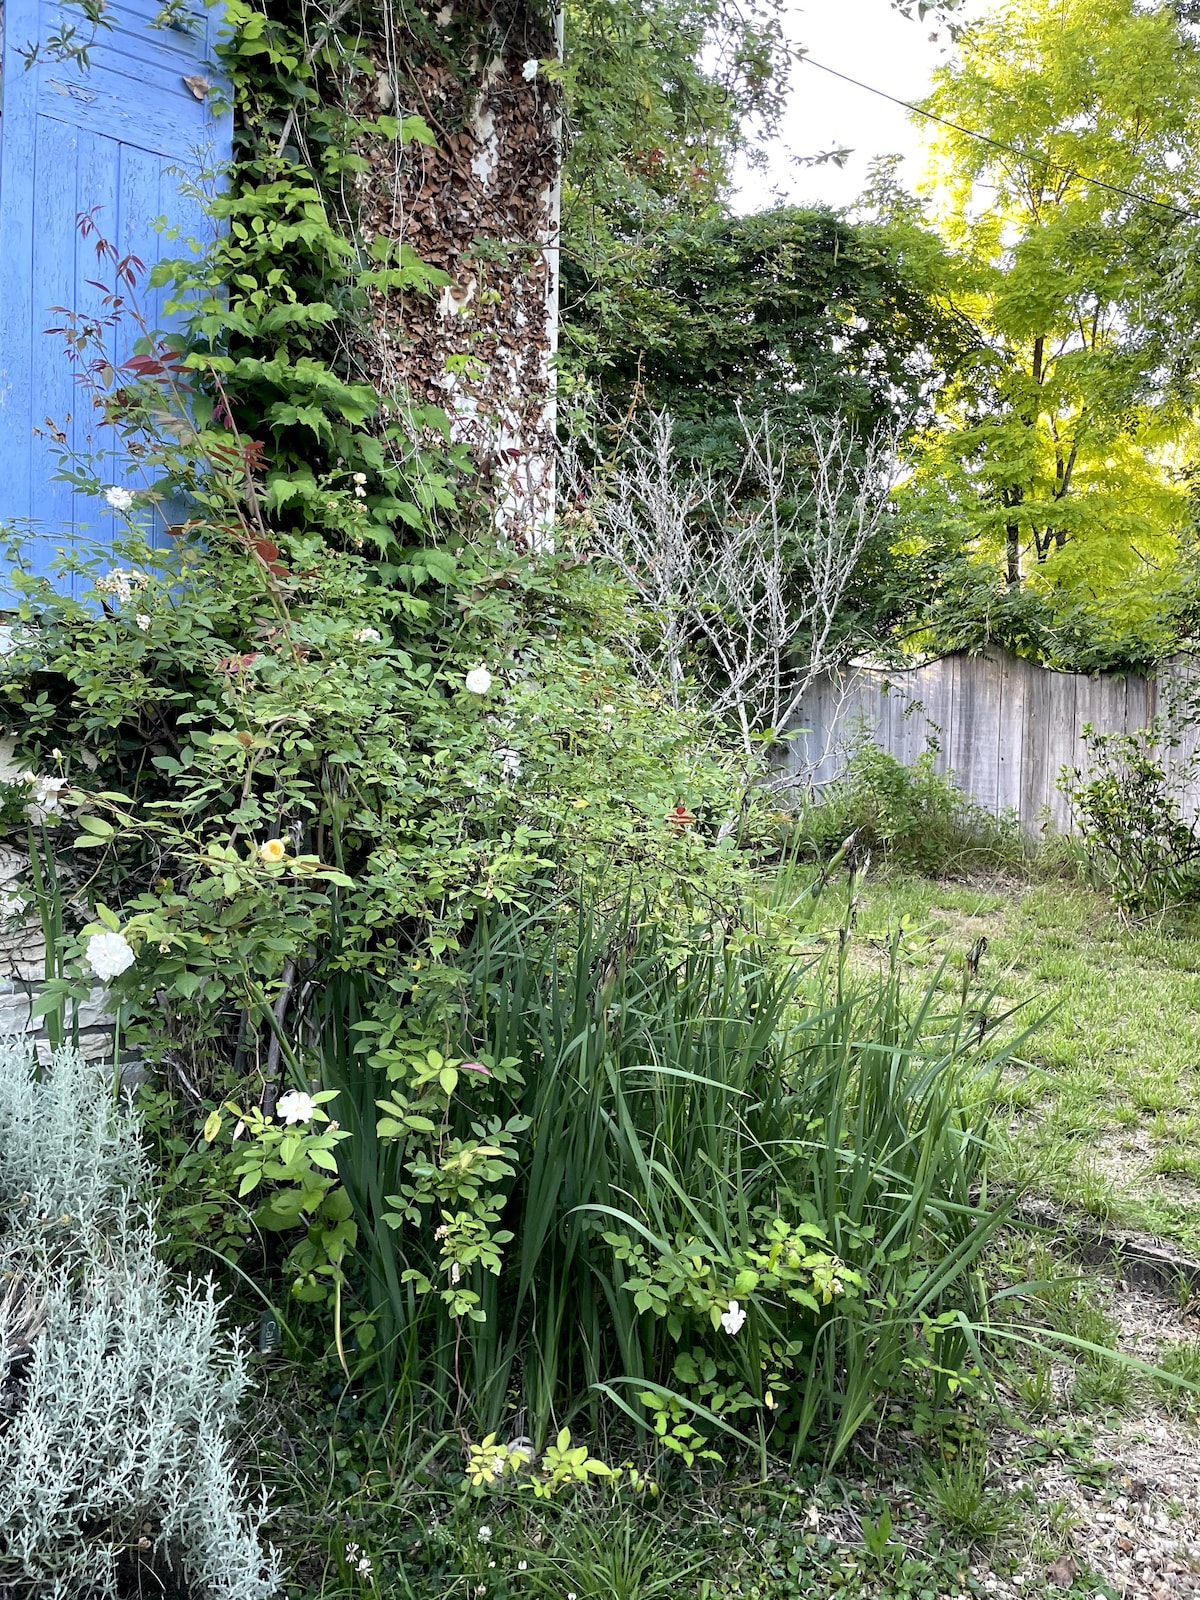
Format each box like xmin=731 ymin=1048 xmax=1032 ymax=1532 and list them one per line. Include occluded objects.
xmin=897 ymin=0 xmax=1200 ymax=648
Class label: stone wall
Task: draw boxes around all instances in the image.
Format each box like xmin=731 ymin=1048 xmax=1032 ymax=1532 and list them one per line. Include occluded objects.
xmin=0 ymin=731 xmax=119 ymax=1063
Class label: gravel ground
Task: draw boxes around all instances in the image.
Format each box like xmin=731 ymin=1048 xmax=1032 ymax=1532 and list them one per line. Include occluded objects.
xmin=987 ymin=1278 xmax=1199 ymax=1599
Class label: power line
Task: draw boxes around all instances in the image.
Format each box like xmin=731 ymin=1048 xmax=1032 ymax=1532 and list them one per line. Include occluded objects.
xmin=800 ymin=54 xmax=1196 ymax=220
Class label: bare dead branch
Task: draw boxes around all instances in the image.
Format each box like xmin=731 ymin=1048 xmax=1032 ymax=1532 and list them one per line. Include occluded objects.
xmin=562 ymin=408 xmax=898 ymax=778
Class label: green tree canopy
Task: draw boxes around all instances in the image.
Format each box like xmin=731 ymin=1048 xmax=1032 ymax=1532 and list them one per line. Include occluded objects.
xmin=559 ymin=0 xmax=790 ymax=361
xmin=557 ymin=0 xmax=979 ymax=418
xmin=563 ymin=205 xmax=977 ymax=464
xmin=894 ymin=0 xmax=1200 ymax=660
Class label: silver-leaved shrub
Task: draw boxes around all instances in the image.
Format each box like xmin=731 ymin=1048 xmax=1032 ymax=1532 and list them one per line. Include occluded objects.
xmin=0 ymin=1040 xmax=280 ymax=1600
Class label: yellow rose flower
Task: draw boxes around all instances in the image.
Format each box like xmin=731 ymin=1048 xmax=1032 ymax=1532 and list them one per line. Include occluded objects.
xmin=259 ymin=838 xmax=287 ymax=864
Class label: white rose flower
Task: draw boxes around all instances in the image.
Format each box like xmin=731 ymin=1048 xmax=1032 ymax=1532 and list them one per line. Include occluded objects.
xmin=23 ymin=774 xmax=68 ymax=822
xmin=104 ymin=486 xmax=136 ymax=512
xmin=522 ymin=57 xmax=539 ymax=81
xmin=354 ymin=626 xmax=383 ymax=644
xmin=85 ymin=929 xmax=136 ymax=982
xmin=465 ymin=666 xmax=493 ymax=695
xmin=276 ymin=1090 xmax=316 ymax=1125
xmin=720 ymin=1299 xmax=747 ymax=1336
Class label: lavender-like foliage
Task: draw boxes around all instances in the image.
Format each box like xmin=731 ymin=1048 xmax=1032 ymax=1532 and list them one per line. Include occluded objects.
xmin=0 ymin=1041 xmax=280 ymax=1599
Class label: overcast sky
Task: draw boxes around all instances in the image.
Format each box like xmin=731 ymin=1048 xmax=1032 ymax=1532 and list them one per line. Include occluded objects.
xmin=729 ymin=0 xmax=969 ymax=214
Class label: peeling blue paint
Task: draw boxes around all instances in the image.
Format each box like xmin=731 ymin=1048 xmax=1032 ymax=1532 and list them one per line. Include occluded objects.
xmin=0 ymin=0 xmax=231 ymax=599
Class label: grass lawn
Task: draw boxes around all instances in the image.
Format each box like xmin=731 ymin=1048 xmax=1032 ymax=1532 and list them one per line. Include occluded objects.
xmin=838 ymin=871 xmax=1200 ymax=1255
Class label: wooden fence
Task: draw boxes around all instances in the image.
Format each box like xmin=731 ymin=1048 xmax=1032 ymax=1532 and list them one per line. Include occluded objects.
xmin=783 ymin=649 xmax=1200 ymax=833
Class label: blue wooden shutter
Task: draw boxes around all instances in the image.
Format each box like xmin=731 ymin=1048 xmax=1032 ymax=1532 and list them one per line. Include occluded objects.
xmin=0 ymin=0 xmax=231 ymax=599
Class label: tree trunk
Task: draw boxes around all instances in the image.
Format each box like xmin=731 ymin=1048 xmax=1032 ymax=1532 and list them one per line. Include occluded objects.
xmin=1002 ymin=486 xmax=1024 ymax=585
xmin=355 ymin=1 xmax=564 ymax=548
xmin=1006 ymin=524 xmax=1022 ymax=585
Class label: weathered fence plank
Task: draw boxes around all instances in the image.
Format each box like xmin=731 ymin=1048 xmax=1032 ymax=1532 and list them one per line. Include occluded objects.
xmin=785 ymin=649 xmax=1200 ymax=833
xmin=1021 ymin=660 xmax=1055 ymax=831
xmin=947 ymin=654 xmax=984 ymax=808
xmin=996 ymin=655 xmax=1025 ymax=817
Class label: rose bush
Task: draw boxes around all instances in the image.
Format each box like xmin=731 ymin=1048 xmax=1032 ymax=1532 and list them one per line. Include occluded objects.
xmin=1 ymin=419 xmax=768 ymax=1348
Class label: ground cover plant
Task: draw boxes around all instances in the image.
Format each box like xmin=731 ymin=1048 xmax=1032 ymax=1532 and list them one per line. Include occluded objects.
xmin=247 ymin=1447 xmax=1065 ymax=1600
xmin=793 ymin=740 xmax=1027 ymax=878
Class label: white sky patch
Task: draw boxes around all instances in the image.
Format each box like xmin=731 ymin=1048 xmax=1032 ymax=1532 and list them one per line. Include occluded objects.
xmin=729 ymin=0 xmax=973 ymax=215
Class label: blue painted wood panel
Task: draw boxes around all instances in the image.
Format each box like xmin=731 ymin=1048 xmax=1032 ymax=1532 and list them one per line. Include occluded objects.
xmin=0 ymin=0 xmax=231 ymax=599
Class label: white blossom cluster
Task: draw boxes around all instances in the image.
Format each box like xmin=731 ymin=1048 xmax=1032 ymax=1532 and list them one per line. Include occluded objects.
xmin=0 ymin=1042 xmax=281 ymax=1599
xmin=95 ymin=567 xmax=150 ymax=604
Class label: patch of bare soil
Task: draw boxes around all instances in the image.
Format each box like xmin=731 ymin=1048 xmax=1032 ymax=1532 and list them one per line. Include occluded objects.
xmin=1085 ymin=1134 xmax=1200 ymax=1217
xmin=991 ymin=1279 xmax=1200 ymax=1599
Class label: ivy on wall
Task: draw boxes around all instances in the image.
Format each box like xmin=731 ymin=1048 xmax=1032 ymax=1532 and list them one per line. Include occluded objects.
xmin=158 ymin=0 xmax=466 ymax=553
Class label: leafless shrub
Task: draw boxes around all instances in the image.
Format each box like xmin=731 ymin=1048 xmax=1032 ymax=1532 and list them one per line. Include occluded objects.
xmin=562 ymin=409 xmax=898 ymax=772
